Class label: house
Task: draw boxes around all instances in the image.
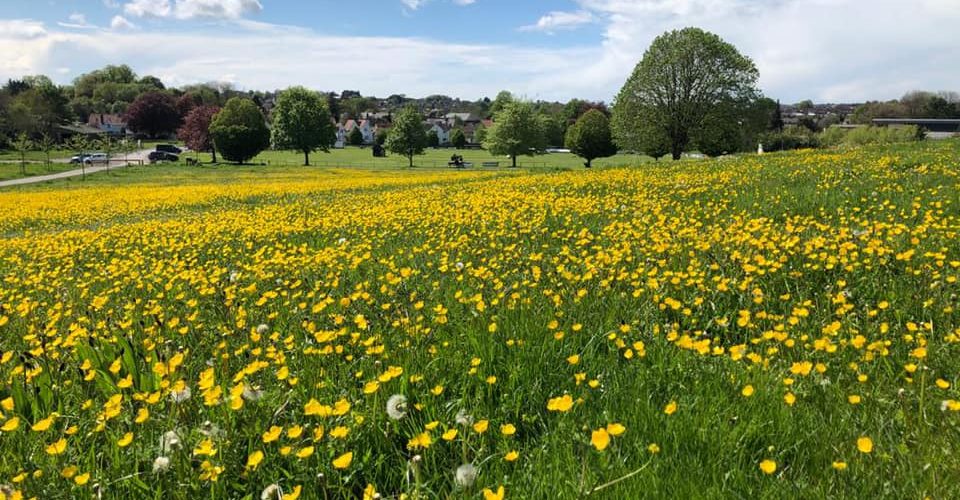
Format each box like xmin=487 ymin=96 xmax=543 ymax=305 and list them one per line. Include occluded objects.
xmin=87 ymin=113 xmax=128 ymax=136
xmin=425 ymin=122 xmax=451 ymax=145
xmin=338 ymin=119 xmax=375 ymax=146
xmin=444 ymin=112 xmax=481 ymax=126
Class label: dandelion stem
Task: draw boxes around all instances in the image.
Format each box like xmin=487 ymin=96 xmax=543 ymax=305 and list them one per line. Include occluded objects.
xmin=589 ymin=459 xmax=653 ymax=495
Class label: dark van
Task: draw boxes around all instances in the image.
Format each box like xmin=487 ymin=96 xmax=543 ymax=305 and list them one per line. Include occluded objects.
xmin=156 ymin=144 xmax=183 ymax=154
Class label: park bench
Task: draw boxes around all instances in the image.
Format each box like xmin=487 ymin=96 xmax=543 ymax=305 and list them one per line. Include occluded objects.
xmin=481 ymin=161 xmax=500 ymax=167
xmin=447 ymin=161 xmax=474 ymax=168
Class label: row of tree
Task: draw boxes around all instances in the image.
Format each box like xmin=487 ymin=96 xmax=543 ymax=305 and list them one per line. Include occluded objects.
xmin=850 ymin=91 xmax=960 ymax=124
xmin=11 ymin=28 xmax=946 ymax=164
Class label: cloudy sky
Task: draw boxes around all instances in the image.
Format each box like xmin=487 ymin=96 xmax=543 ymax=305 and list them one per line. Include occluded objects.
xmin=1 ymin=0 xmax=958 ymax=103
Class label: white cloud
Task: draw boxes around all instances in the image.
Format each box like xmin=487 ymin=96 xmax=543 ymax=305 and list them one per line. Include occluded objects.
xmin=1 ymin=0 xmax=958 ymax=103
xmin=58 ymin=13 xmax=98 ymax=30
xmin=520 ymin=10 xmax=594 ymax=33
xmin=401 ymin=0 xmax=476 ymax=10
xmin=0 ymin=22 xmax=595 ymax=101
xmin=123 ymin=0 xmax=262 ymax=20
xmin=110 ymin=15 xmax=137 ymax=30
xmin=566 ymin=0 xmax=960 ymax=102
xmin=124 ymin=0 xmax=172 ymax=18
xmin=0 ymin=19 xmax=48 ymax=39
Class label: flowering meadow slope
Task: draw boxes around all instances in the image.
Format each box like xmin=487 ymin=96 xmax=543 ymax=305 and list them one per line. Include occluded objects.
xmin=1 ymin=142 xmax=959 ymax=499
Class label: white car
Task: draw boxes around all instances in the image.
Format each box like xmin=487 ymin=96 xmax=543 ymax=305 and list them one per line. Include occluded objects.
xmin=85 ymin=153 xmax=109 ymax=164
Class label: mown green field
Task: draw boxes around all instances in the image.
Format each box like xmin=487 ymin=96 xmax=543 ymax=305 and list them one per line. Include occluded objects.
xmin=0 ymin=141 xmax=958 ymax=499
xmin=185 ymin=146 xmax=650 ymax=169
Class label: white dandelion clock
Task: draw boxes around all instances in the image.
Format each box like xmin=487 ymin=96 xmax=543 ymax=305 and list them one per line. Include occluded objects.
xmin=161 ymin=430 xmax=181 ymax=453
xmin=454 ymin=463 xmax=477 ymax=489
xmin=260 ymin=484 xmax=281 ymax=500
xmin=455 ymin=409 xmax=474 ymax=426
xmin=169 ymin=385 xmax=191 ymax=404
xmin=386 ymin=394 xmax=408 ymax=420
xmin=242 ymin=384 xmax=264 ymax=402
xmin=152 ymin=456 xmax=171 ymax=474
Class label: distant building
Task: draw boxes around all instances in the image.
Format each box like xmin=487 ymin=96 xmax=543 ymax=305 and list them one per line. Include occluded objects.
xmin=425 ymin=122 xmax=451 ymax=145
xmin=87 ymin=113 xmax=128 ymax=136
xmin=337 ymin=119 xmax=375 ymax=146
xmin=444 ymin=112 xmax=481 ymax=126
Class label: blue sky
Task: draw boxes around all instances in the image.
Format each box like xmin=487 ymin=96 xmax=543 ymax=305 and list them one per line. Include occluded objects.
xmin=1 ymin=0 xmax=958 ymax=103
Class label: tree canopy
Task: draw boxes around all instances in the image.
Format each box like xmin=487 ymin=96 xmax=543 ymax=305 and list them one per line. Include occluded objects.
xmin=271 ymin=86 xmax=335 ymax=166
xmin=483 ymin=100 xmax=545 ymax=168
xmin=611 ymin=27 xmax=759 ymax=160
xmin=565 ymin=109 xmax=617 ymax=168
xmin=178 ymin=105 xmax=220 ymax=162
xmin=125 ymin=91 xmax=180 ymax=138
xmin=385 ymin=105 xmax=427 ymax=167
xmin=450 ymin=129 xmax=467 ymax=149
xmin=209 ymin=97 xmax=270 ymax=164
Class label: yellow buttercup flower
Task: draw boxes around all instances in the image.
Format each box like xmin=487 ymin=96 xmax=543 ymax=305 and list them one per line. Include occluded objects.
xmin=664 ymin=401 xmax=678 ymax=415
xmin=591 ymin=428 xmax=610 ymax=451
xmin=246 ymin=450 xmax=264 ymax=470
xmin=117 ymin=432 xmax=134 ymax=448
xmin=332 ymin=451 xmax=353 ymax=469
xmin=45 ymin=438 xmax=67 ymax=455
xmin=547 ymin=395 xmax=574 ymax=412
xmin=857 ymin=436 xmax=873 ymax=454
xmin=759 ymin=459 xmax=777 ymax=475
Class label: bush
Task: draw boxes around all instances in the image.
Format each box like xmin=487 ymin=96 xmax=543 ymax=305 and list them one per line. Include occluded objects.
xmin=816 ymin=125 xmax=925 ymax=149
xmin=844 ymin=125 xmax=924 ymax=146
xmin=209 ymin=98 xmax=270 ymax=164
xmin=819 ymin=127 xmax=848 ymax=148
xmin=759 ymin=126 xmax=820 ymax=152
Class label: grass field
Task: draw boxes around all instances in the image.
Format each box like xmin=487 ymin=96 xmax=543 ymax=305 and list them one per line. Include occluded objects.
xmin=0 ymin=140 xmax=959 ymax=499
xmin=181 ymin=146 xmax=650 ymax=170
xmin=0 ymin=161 xmax=78 ymax=182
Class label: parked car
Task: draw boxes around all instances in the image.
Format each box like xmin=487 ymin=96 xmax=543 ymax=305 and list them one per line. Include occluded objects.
xmin=85 ymin=153 xmax=109 ymax=164
xmin=156 ymin=144 xmax=183 ymax=154
xmin=148 ymin=151 xmax=179 ymax=163
xmin=69 ymin=154 xmax=90 ymax=164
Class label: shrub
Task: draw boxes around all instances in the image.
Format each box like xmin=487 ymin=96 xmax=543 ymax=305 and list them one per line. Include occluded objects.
xmin=759 ymin=126 xmax=820 ymax=152
xmin=844 ymin=125 xmax=924 ymax=146
xmin=819 ymin=127 xmax=848 ymax=148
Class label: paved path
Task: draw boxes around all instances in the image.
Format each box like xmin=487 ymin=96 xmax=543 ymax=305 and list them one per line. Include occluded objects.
xmin=0 ymin=150 xmax=154 ymax=188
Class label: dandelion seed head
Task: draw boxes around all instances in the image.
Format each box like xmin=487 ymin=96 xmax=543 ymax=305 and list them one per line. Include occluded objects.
xmin=386 ymin=394 xmax=408 ymax=420
xmin=455 ymin=463 xmax=477 ymax=489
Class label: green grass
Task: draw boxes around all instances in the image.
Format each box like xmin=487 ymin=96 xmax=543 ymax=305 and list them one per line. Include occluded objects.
xmin=1 ymin=141 xmax=959 ymax=498
xmin=188 ymin=146 xmax=651 ymax=170
xmin=0 ymin=161 xmax=79 ymax=182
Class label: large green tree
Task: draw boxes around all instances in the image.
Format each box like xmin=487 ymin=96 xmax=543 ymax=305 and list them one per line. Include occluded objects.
xmin=209 ymin=98 xmax=270 ymax=164
xmin=483 ymin=101 xmax=545 ymax=168
xmin=385 ymin=105 xmax=427 ymax=167
xmin=450 ymin=129 xmax=467 ymax=149
xmin=271 ymin=86 xmax=335 ymax=166
xmin=565 ymin=109 xmax=617 ymax=168
xmin=612 ymin=27 xmax=759 ymax=160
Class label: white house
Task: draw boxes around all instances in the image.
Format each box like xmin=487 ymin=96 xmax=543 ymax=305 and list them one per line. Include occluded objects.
xmin=337 ymin=119 xmax=375 ymax=146
xmin=425 ymin=122 xmax=451 ymax=145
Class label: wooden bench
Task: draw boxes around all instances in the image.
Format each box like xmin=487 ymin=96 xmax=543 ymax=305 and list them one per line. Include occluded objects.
xmin=481 ymin=161 xmax=500 ymax=167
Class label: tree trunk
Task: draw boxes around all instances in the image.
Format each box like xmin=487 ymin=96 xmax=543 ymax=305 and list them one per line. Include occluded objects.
xmin=408 ymin=154 xmax=414 ymax=168
xmin=304 ymin=150 xmax=310 ymax=166
xmin=511 ymin=155 xmax=517 ymax=168
xmin=585 ymin=158 xmax=592 ymax=168
xmin=211 ymin=148 xmax=217 ymax=163
xmin=671 ymin=143 xmax=682 ymax=160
